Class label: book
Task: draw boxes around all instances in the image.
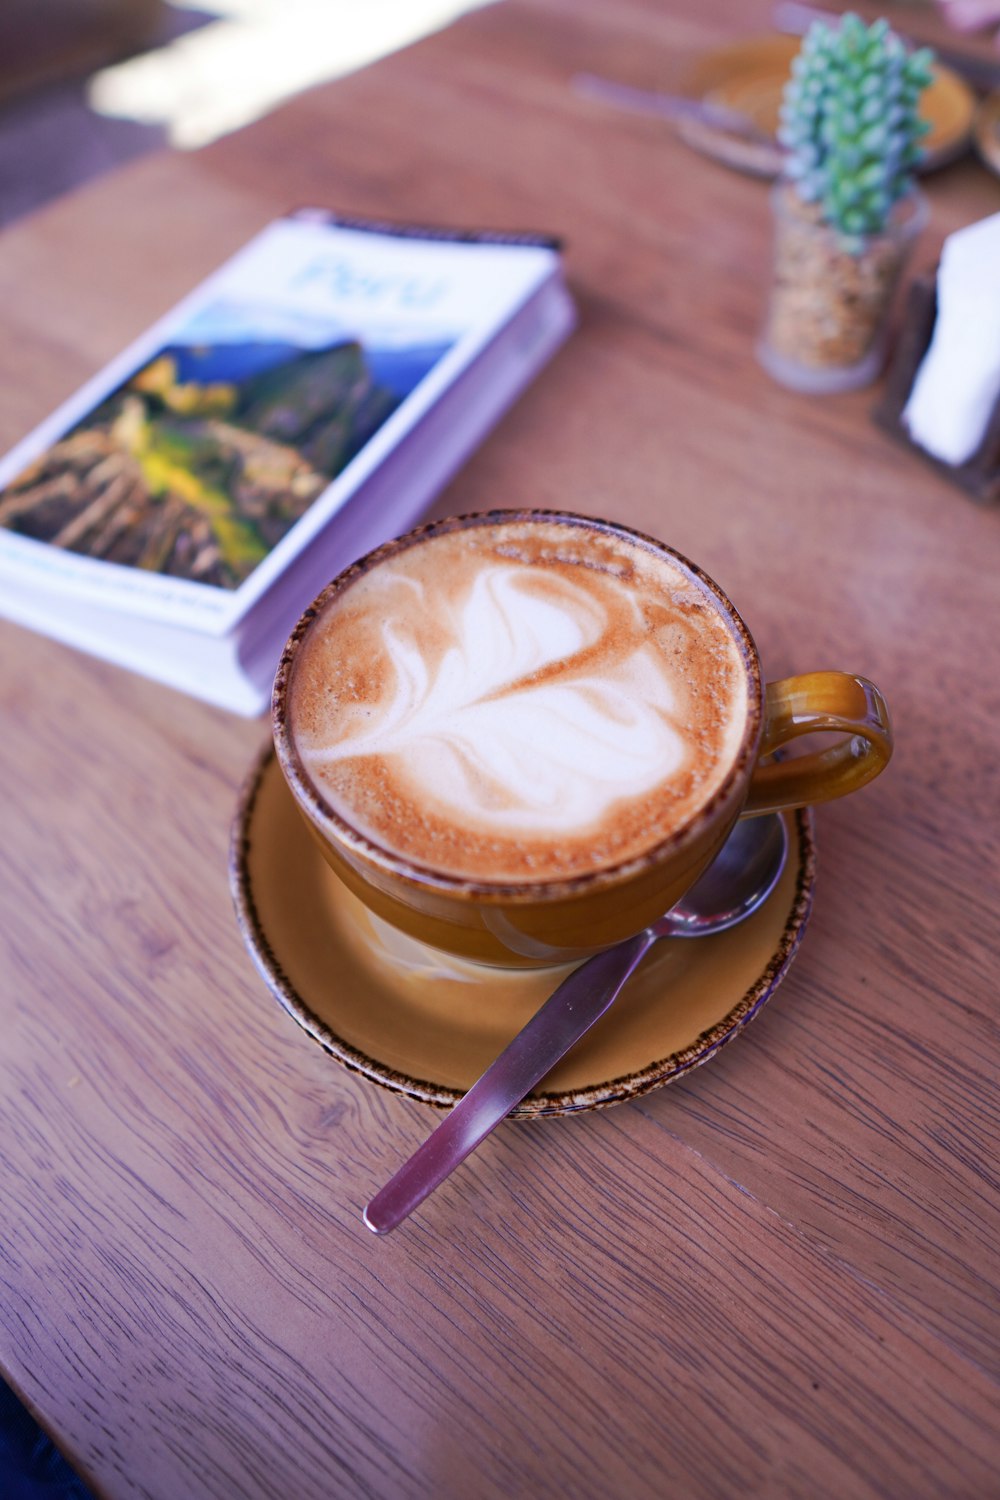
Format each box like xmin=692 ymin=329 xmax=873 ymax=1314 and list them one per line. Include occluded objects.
xmin=0 ymin=209 xmax=575 ymax=714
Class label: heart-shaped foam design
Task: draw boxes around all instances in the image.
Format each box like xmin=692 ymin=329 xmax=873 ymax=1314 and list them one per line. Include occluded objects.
xmin=303 ymin=562 xmax=686 ymax=835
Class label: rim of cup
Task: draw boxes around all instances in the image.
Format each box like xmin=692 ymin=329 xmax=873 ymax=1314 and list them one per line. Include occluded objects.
xmin=271 ymin=508 xmax=764 ymax=903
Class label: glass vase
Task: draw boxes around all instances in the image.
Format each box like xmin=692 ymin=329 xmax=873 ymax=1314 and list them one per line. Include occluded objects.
xmin=757 ymin=182 xmax=928 ymax=395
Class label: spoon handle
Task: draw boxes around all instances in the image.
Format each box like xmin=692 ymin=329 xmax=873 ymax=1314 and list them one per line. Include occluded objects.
xmin=572 ymin=73 xmax=764 ymax=139
xmin=363 ymin=930 xmax=654 ymax=1234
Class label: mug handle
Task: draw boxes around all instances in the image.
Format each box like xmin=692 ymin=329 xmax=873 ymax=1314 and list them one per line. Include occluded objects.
xmin=742 ymin=671 xmax=892 ymax=816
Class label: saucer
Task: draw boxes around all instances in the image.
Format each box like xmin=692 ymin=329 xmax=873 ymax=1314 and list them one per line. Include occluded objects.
xmin=679 ymin=35 xmax=974 ymax=178
xmin=229 ymin=746 xmax=816 ymax=1117
xmin=974 ymin=91 xmax=1000 ymax=178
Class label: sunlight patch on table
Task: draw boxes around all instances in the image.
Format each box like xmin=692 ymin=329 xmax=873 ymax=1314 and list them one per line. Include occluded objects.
xmin=87 ymin=0 xmax=496 ymax=150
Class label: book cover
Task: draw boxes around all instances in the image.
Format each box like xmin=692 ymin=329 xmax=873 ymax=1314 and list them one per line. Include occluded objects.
xmin=0 ymin=211 xmax=575 ymax=710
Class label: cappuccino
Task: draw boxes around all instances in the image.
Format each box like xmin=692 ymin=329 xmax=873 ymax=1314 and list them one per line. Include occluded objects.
xmin=287 ymin=515 xmax=750 ymax=882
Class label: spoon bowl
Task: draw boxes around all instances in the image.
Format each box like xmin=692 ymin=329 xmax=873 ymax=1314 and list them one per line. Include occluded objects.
xmin=659 ymin=814 xmax=789 ymax=937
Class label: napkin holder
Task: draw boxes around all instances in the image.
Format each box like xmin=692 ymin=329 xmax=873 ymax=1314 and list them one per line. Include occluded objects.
xmin=874 ymin=272 xmax=1000 ymax=505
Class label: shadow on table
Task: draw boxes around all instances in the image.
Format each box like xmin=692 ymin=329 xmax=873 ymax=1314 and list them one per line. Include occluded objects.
xmin=0 ymin=0 xmax=212 ymax=229
xmin=0 ymin=1378 xmax=95 ymax=1500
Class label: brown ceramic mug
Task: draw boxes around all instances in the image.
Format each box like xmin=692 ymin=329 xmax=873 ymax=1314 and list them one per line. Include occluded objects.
xmin=272 ymin=510 xmax=891 ymax=967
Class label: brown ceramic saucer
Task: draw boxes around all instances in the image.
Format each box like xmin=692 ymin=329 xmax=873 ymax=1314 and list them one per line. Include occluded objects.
xmin=974 ymin=91 xmax=1000 ymax=176
xmin=230 ymin=745 xmax=816 ymax=1117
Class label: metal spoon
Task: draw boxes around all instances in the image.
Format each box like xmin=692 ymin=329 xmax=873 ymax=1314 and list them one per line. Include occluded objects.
xmin=571 ymin=72 xmax=772 ymax=143
xmin=364 ymin=814 xmax=788 ymax=1234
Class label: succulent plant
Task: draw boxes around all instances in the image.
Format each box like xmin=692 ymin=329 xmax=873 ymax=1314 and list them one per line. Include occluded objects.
xmin=778 ymin=13 xmax=934 ymax=240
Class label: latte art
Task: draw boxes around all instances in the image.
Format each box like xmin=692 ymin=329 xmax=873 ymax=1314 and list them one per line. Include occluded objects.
xmin=289 ymin=518 xmax=749 ymax=880
xmin=305 ymin=563 xmax=686 ymax=833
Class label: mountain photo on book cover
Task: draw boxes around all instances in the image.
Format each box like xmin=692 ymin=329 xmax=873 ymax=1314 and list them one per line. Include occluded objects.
xmin=0 ymin=297 xmax=455 ymax=590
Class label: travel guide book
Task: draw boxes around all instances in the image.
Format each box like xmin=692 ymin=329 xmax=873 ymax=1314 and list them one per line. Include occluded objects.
xmin=0 ymin=209 xmax=575 ymax=714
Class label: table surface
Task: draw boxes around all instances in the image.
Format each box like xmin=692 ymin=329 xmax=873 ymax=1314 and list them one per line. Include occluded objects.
xmin=2 ymin=2 xmax=999 ymax=1496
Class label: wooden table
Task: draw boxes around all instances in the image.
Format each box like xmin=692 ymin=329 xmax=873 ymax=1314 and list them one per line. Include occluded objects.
xmin=2 ymin=2 xmax=998 ymax=1495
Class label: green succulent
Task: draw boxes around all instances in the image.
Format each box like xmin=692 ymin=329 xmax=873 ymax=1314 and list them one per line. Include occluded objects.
xmin=778 ymin=13 xmax=934 ymax=240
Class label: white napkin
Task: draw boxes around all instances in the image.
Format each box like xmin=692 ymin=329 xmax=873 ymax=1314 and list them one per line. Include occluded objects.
xmin=903 ymin=211 xmax=1000 ymax=466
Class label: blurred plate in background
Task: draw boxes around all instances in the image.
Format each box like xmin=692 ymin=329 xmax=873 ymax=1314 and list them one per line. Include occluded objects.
xmin=679 ymin=34 xmax=976 ymax=178
xmin=974 ymin=90 xmax=1000 ymax=176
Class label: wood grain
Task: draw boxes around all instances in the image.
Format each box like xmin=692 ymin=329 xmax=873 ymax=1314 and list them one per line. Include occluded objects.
xmin=1 ymin=1 xmax=999 ymax=1496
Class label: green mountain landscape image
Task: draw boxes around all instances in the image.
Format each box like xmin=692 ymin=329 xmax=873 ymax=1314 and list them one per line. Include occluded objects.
xmin=0 ymin=338 xmax=406 ymax=589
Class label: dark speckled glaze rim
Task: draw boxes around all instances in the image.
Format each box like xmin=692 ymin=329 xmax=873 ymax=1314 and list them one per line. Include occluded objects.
xmin=229 ymin=744 xmax=816 ymax=1118
xmin=271 ymin=508 xmax=764 ymax=902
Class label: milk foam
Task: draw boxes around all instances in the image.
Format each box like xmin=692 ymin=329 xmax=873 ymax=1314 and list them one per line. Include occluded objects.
xmin=290 ymin=520 xmax=748 ymax=880
xmin=305 ymin=564 xmax=685 ymax=833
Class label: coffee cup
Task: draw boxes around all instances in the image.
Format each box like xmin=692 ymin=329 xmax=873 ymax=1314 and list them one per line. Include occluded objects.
xmin=272 ymin=510 xmax=891 ymax=967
